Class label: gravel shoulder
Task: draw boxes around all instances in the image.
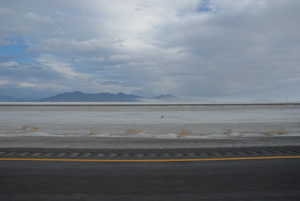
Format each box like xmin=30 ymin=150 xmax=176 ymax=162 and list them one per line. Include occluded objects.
xmin=0 ymin=135 xmax=300 ymax=149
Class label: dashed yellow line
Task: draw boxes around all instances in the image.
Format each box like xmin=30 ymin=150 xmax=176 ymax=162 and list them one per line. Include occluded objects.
xmin=0 ymin=156 xmax=299 ymax=162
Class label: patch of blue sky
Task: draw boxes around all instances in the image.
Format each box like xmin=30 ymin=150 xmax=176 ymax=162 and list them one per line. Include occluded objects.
xmin=0 ymin=41 xmax=35 ymax=63
xmin=197 ymin=0 xmax=213 ymax=13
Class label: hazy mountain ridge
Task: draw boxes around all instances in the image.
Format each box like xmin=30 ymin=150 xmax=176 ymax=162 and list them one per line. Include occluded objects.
xmin=0 ymin=91 xmax=178 ymax=102
xmin=38 ymin=91 xmax=143 ymax=102
xmin=154 ymin=94 xmax=177 ymax=100
xmin=0 ymin=95 xmax=19 ymax=102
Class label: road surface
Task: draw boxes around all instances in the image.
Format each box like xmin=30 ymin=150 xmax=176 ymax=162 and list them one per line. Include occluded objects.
xmin=0 ymin=147 xmax=299 ymax=201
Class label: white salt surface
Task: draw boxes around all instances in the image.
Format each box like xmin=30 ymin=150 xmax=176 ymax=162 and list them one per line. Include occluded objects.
xmin=0 ymin=104 xmax=300 ymax=139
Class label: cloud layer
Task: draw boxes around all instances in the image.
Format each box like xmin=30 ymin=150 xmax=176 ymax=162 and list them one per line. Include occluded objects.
xmin=1 ymin=0 xmax=300 ymax=100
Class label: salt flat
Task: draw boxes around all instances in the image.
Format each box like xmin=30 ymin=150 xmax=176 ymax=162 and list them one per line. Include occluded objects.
xmin=0 ymin=103 xmax=299 ymax=139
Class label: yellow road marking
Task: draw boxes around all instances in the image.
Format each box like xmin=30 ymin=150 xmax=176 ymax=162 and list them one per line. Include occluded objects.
xmin=0 ymin=156 xmax=299 ymax=162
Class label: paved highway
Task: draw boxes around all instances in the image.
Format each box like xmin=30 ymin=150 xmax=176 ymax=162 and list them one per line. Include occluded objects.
xmin=0 ymin=147 xmax=299 ymax=201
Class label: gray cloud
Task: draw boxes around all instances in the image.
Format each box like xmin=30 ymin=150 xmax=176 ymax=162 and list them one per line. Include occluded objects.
xmin=0 ymin=0 xmax=300 ymax=100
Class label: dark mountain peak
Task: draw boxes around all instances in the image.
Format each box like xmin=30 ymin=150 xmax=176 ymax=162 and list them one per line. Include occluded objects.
xmin=59 ymin=91 xmax=85 ymax=95
xmin=38 ymin=91 xmax=143 ymax=102
xmin=55 ymin=91 xmax=84 ymax=96
xmin=154 ymin=94 xmax=177 ymax=99
xmin=71 ymin=91 xmax=85 ymax=94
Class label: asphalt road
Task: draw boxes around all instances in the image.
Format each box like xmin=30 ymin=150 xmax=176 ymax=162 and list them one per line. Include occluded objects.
xmin=0 ymin=148 xmax=299 ymax=201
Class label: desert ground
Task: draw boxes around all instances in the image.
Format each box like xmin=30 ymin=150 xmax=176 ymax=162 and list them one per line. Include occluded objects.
xmin=1 ymin=103 xmax=299 ymax=139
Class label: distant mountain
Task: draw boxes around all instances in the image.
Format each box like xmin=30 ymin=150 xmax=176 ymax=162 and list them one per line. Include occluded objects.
xmin=38 ymin=91 xmax=143 ymax=102
xmin=154 ymin=94 xmax=178 ymax=100
xmin=0 ymin=95 xmax=19 ymax=102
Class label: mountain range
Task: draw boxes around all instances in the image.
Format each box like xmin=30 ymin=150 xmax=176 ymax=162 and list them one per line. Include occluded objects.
xmin=0 ymin=91 xmax=177 ymax=102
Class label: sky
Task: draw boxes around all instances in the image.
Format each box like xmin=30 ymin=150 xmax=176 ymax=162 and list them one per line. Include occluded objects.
xmin=0 ymin=0 xmax=300 ymax=101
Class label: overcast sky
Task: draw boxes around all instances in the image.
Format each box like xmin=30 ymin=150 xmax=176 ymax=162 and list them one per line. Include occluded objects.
xmin=0 ymin=0 xmax=300 ymax=101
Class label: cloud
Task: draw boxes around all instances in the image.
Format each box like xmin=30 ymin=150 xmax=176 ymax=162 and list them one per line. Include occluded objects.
xmin=36 ymin=54 xmax=85 ymax=79
xmin=0 ymin=0 xmax=300 ymax=100
xmin=0 ymin=39 xmax=16 ymax=45
xmin=0 ymin=61 xmax=18 ymax=68
xmin=24 ymin=12 xmax=52 ymax=23
xmin=0 ymin=80 xmax=9 ymax=86
xmin=19 ymin=82 xmax=39 ymax=88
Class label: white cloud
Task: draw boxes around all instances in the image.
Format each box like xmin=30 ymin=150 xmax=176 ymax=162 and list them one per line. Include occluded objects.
xmin=24 ymin=12 xmax=52 ymax=23
xmin=109 ymin=54 xmax=141 ymax=61
xmin=0 ymin=7 xmax=11 ymax=14
xmin=19 ymin=82 xmax=39 ymax=88
xmin=0 ymin=80 xmax=8 ymax=86
xmin=91 ymin=57 xmax=105 ymax=62
xmin=36 ymin=55 xmax=85 ymax=79
xmin=0 ymin=39 xmax=15 ymax=45
xmin=0 ymin=61 xmax=18 ymax=68
xmin=0 ymin=0 xmax=300 ymax=100
xmin=27 ymin=37 xmax=130 ymax=55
